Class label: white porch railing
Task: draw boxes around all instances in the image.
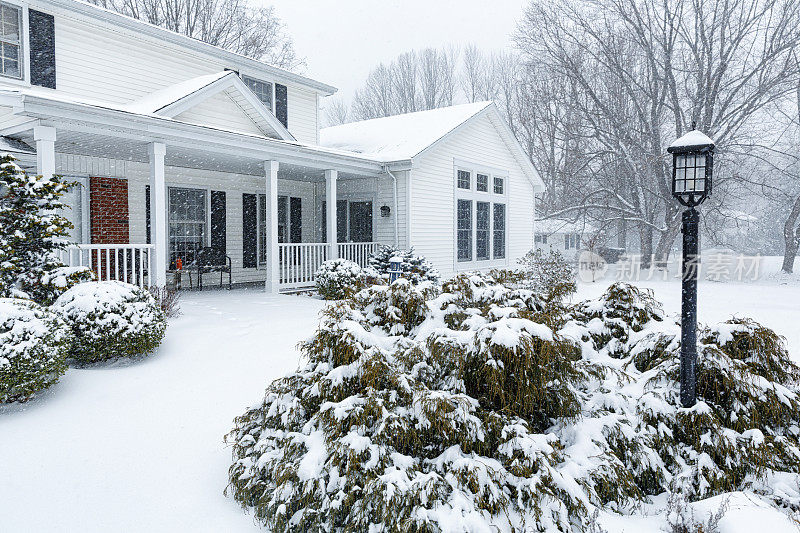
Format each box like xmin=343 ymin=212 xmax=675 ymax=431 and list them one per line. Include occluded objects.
xmin=279 ymin=243 xmax=330 ymax=289
xmin=58 ymin=244 xmax=154 ymax=288
xmin=278 ymin=242 xmax=382 ymax=289
xmin=338 ymin=242 xmax=381 ymax=268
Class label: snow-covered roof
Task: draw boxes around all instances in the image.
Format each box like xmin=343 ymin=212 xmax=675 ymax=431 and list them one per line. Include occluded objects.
xmin=319 ymin=102 xmax=493 ymax=161
xmin=668 ymin=130 xmax=715 ymax=150
xmin=125 ymin=72 xmax=232 ymax=114
xmin=536 ymin=219 xmax=599 ymax=235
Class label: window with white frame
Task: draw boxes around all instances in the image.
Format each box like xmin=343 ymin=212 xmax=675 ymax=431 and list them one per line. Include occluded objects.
xmin=242 ymin=75 xmax=273 ymax=111
xmin=476 ymin=173 xmax=489 ymax=192
xmin=457 ymin=199 xmax=472 ymax=262
xmin=493 ymin=204 xmax=505 ymax=259
xmin=0 ymin=3 xmax=22 ymax=79
xmin=168 ymin=187 xmax=207 ymax=267
xmin=457 ymin=169 xmax=471 ymax=190
xmin=455 ymin=165 xmax=507 ymax=265
xmin=494 ymin=177 xmax=504 ymax=194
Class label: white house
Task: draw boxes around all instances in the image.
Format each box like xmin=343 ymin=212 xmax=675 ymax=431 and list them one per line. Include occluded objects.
xmin=0 ymin=0 xmax=543 ymax=291
xmin=535 ymin=219 xmax=599 ymax=261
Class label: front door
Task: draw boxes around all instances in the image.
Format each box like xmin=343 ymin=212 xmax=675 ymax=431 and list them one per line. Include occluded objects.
xmin=348 ymin=201 xmax=373 ymax=242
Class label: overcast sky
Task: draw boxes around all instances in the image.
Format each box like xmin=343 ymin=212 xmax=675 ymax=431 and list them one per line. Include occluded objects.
xmin=263 ymin=0 xmax=527 ymax=103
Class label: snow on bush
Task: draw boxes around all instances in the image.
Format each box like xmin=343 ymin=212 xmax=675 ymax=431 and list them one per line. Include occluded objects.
xmin=315 ymin=258 xmax=365 ymax=300
xmin=517 ymin=248 xmax=577 ymax=305
xmin=226 ymin=277 xmax=800 ymax=531
xmin=0 ymin=298 xmax=71 ymax=403
xmin=368 ymin=244 xmax=440 ymax=284
xmin=52 ymin=281 xmax=167 ymax=363
xmin=36 ymin=266 xmax=96 ymax=306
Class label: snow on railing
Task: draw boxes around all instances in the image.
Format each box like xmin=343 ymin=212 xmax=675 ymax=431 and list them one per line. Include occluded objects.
xmin=279 ymin=243 xmax=329 ymax=289
xmin=58 ymin=244 xmax=154 ymax=288
xmin=338 ymin=242 xmax=381 ymax=268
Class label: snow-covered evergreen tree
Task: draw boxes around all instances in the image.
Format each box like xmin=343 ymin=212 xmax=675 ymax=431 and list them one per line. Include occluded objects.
xmin=0 ymin=155 xmax=75 ymax=302
xmin=227 ymin=277 xmax=800 ymax=531
xmin=368 ymin=244 xmax=440 ymax=284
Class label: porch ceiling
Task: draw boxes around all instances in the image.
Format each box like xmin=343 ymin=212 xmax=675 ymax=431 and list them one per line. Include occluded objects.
xmin=12 ymin=127 xmax=373 ymax=181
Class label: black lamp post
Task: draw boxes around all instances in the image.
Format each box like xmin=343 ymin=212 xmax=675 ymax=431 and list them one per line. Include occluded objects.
xmin=667 ymin=127 xmax=715 ymax=408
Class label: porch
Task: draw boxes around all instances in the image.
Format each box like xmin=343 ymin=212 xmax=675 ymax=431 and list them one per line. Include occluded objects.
xmin=0 ymin=90 xmax=404 ymax=292
xmin=57 ymin=241 xmax=382 ymax=290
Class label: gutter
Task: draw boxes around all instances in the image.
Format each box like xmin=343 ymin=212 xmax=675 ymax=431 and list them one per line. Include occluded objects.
xmin=382 ymin=165 xmax=400 ymax=247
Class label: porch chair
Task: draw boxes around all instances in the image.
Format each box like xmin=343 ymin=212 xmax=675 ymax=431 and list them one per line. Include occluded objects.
xmin=195 ymin=247 xmax=232 ymax=290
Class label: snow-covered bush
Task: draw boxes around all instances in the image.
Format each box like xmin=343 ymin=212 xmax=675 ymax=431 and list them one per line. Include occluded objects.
xmin=0 ymin=155 xmax=76 ymax=303
xmin=227 ymin=279 xmax=800 ymax=531
xmin=314 ymin=258 xmax=365 ymax=300
xmin=52 ymin=281 xmax=167 ymax=364
xmin=517 ymin=248 xmax=576 ymax=305
xmin=368 ymin=244 xmax=440 ymax=284
xmin=0 ymin=298 xmax=71 ymax=403
xmin=34 ymin=266 xmax=96 ymax=306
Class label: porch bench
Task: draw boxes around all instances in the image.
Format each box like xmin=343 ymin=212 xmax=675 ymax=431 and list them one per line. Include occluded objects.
xmin=190 ymin=247 xmax=232 ymax=290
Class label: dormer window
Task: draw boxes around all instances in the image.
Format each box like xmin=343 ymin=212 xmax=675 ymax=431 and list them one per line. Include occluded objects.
xmin=0 ymin=3 xmax=22 ymax=79
xmin=242 ymin=75 xmax=273 ymax=111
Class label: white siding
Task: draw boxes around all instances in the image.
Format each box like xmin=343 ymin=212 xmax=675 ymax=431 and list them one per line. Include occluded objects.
xmin=173 ymin=92 xmax=263 ymax=136
xmin=23 ymin=10 xmax=320 ymax=142
xmin=409 ymin=114 xmax=535 ymax=278
xmin=287 ymin=87 xmax=319 ymax=144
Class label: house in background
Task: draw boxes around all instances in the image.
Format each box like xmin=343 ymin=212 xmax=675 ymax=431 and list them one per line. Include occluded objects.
xmin=534 ymin=219 xmax=599 ymax=261
xmin=0 ymin=0 xmax=543 ymax=291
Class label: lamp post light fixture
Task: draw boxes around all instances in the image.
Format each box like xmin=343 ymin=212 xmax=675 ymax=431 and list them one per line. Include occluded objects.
xmin=389 ymin=255 xmax=403 ymax=283
xmin=667 ymin=126 xmax=715 ymax=408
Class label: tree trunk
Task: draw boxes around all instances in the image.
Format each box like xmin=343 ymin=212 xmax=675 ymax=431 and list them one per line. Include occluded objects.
xmin=640 ymin=224 xmax=653 ymax=269
xmin=654 ymin=220 xmax=682 ymax=269
xmin=617 ymin=218 xmax=627 ymax=249
xmin=782 ymin=195 xmax=800 ymax=274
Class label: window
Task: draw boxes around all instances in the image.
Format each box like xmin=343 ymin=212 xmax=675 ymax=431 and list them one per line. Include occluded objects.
xmin=476 ymin=201 xmax=490 ymax=260
xmin=242 ymin=75 xmax=273 ymax=110
xmin=0 ymin=3 xmax=21 ymax=79
xmin=493 ymin=204 xmax=505 ymax=259
xmin=457 ymin=169 xmax=471 ymax=190
xmin=457 ymin=199 xmax=472 ymax=261
xmin=169 ymin=187 xmax=206 ymax=267
xmin=494 ymin=177 xmax=504 ymax=194
xmin=476 ymin=173 xmax=488 ymax=192
xmin=674 ymin=153 xmax=706 ymax=194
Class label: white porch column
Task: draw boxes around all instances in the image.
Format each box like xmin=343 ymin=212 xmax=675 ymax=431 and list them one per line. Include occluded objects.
xmin=33 ymin=126 xmax=56 ymax=179
xmin=325 ymin=169 xmax=338 ymax=260
xmin=148 ymin=142 xmax=167 ymax=288
xmin=265 ymin=160 xmax=280 ymax=293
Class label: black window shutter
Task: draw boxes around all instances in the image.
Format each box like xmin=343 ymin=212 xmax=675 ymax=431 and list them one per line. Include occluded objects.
xmin=275 ymin=83 xmax=288 ymax=129
xmin=29 ymin=10 xmax=56 ymax=89
xmin=145 ymin=185 xmax=151 ymax=244
xmin=242 ymin=193 xmax=257 ymax=268
xmin=211 ymin=191 xmax=226 ymax=252
xmin=289 ymin=197 xmax=302 ymax=243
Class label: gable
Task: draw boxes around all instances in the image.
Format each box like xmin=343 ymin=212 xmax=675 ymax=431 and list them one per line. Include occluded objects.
xmin=415 ymin=111 xmax=543 ymax=192
xmin=173 ymin=91 xmax=266 ymax=137
xmin=126 ymin=72 xmax=295 ymax=141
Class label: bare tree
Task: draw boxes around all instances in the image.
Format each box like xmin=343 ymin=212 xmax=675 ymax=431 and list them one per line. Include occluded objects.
xmin=351 ymin=47 xmax=459 ymax=120
xmin=516 ymin=0 xmax=800 ymax=267
xmin=322 ymin=97 xmax=350 ymax=127
xmin=86 ymin=0 xmax=302 ymax=70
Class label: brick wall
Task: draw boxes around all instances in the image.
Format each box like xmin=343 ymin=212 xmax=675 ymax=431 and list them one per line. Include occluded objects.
xmin=90 ymin=177 xmax=129 ymax=244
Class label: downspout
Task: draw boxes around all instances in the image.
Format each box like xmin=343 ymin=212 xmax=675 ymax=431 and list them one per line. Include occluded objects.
xmin=382 ymin=165 xmax=399 ymax=247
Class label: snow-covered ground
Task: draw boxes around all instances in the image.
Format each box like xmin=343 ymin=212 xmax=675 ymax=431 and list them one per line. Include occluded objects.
xmin=1 ymin=258 xmax=799 ymax=532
